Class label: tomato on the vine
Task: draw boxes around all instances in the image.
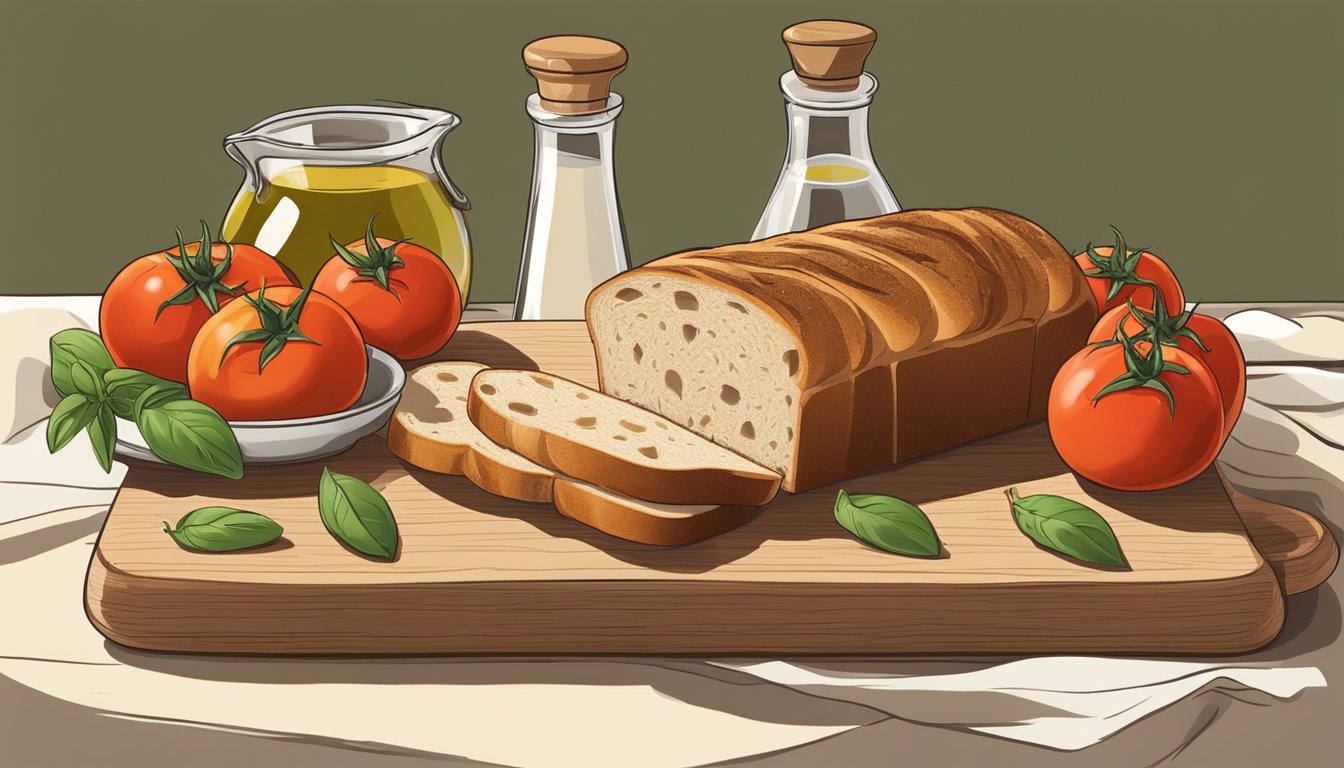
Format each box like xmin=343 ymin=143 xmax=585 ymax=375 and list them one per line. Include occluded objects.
xmin=100 ymin=222 xmax=297 ymax=383
xmin=1074 ymin=226 xmax=1184 ymax=315
xmin=1048 ymin=332 xmax=1225 ymax=491
xmin=313 ymin=216 xmax=462 ymax=360
xmin=187 ymin=282 xmax=367 ymax=421
xmin=1089 ymin=298 xmax=1245 ymax=439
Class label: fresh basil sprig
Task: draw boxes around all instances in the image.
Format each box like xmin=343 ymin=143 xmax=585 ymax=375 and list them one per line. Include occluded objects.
xmin=834 ymin=489 xmax=941 ymax=558
xmin=318 ymin=468 xmax=399 ymax=560
xmin=164 ymin=506 xmax=284 ymax=552
xmin=50 ymin=328 xmax=115 ymax=397
xmin=1007 ymin=487 xmax=1127 ymax=568
xmin=45 ymin=328 xmax=243 ymax=478
xmin=46 ymin=358 xmax=117 ymax=472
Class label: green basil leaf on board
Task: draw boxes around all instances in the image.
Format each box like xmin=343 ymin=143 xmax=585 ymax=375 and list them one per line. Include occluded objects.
xmin=49 ymin=328 xmax=115 ymax=397
xmin=164 ymin=507 xmax=284 ymax=552
xmin=104 ymin=369 xmax=187 ymax=420
xmin=318 ymin=467 xmax=399 ymax=560
xmin=136 ymin=399 xmax=244 ymax=479
xmin=834 ymin=489 xmax=941 ymax=558
xmin=1006 ymin=487 xmax=1127 ymax=568
xmin=87 ymin=403 xmax=116 ymax=473
xmin=46 ymin=393 xmax=99 ymax=453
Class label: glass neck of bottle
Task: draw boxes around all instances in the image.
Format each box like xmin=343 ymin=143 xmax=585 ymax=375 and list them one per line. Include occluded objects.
xmin=527 ymin=93 xmax=622 ymax=175
xmin=783 ymin=101 xmax=876 ymax=167
xmin=778 ymin=71 xmax=880 ymax=170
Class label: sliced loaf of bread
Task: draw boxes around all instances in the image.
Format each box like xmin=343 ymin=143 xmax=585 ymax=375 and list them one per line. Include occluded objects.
xmin=466 ymin=369 xmax=782 ymax=506
xmin=389 ymin=362 xmax=764 ymax=545
xmin=586 ymin=207 xmax=1097 ymax=493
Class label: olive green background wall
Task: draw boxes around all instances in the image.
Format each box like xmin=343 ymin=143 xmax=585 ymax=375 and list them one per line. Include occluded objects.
xmin=2 ymin=0 xmax=1341 ymax=301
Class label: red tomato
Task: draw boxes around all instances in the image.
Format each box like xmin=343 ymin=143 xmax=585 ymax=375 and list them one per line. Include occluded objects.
xmin=1089 ymin=302 xmax=1246 ymax=438
xmin=1073 ymin=227 xmax=1184 ymax=315
xmin=100 ymin=223 xmax=297 ymax=382
xmin=1048 ymin=339 xmax=1225 ymax=491
xmin=187 ymin=283 xmax=367 ymax=421
xmin=313 ymin=216 xmax=462 ymax=360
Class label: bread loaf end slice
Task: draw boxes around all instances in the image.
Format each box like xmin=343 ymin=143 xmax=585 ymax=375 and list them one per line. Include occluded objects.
xmin=467 ymin=369 xmax=782 ymax=506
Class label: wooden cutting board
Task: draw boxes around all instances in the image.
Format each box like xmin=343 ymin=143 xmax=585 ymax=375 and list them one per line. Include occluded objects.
xmin=85 ymin=322 xmax=1336 ymax=656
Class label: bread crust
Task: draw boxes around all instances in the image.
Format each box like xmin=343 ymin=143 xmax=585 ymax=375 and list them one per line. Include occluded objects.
xmin=552 ymin=478 xmax=759 ymax=546
xmin=968 ymin=207 xmax=1099 ymax=419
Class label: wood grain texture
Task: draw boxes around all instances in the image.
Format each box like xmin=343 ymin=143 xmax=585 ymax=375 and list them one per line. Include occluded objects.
xmin=86 ymin=321 xmax=1294 ymax=655
xmin=1223 ymin=475 xmax=1339 ymax=595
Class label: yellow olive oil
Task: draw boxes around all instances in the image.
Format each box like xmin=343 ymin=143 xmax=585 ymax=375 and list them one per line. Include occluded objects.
xmin=804 ymin=163 xmax=870 ymax=183
xmin=222 ymin=165 xmax=471 ymax=304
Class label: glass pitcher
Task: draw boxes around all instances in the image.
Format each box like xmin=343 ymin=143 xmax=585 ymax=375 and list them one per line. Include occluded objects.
xmin=221 ymin=105 xmax=472 ymax=304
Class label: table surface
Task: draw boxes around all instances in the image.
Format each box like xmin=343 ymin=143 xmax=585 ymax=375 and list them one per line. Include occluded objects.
xmin=1 ymin=296 xmax=1340 ymax=768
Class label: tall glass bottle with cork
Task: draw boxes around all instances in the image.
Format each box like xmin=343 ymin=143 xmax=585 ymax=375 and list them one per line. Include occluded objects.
xmin=753 ymin=20 xmax=900 ymax=240
xmin=515 ymin=36 xmax=632 ymax=320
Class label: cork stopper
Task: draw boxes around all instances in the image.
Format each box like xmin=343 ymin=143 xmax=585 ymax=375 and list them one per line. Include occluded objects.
xmin=782 ymin=20 xmax=876 ymax=91
xmin=523 ymin=35 xmax=628 ymax=115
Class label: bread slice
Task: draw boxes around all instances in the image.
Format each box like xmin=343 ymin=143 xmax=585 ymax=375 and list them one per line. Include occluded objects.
xmin=388 ymin=362 xmax=556 ymax=502
xmin=391 ymin=362 xmax=767 ymax=545
xmin=553 ymin=478 xmax=759 ymax=546
xmin=466 ymin=369 xmax=782 ymax=506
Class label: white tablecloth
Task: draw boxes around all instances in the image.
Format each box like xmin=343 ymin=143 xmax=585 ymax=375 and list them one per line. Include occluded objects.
xmin=1 ymin=296 xmax=1340 ymax=767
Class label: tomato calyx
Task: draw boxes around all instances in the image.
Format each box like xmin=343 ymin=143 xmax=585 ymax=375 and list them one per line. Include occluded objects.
xmin=329 ymin=214 xmax=407 ymax=294
xmin=1080 ymin=225 xmax=1155 ymax=303
xmin=1091 ymin=329 xmax=1192 ymax=419
xmin=220 ymin=281 xmax=322 ymax=374
xmin=157 ymin=221 xmax=246 ymax=319
xmin=1126 ymin=294 xmax=1209 ymax=351
xmin=1098 ymin=294 xmax=1210 ymax=353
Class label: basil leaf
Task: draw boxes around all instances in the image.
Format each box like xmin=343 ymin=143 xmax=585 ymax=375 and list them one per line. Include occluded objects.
xmin=87 ymin=403 xmax=116 ymax=473
xmin=164 ymin=506 xmax=284 ymax=552
xmin=834 ymin=489 xmax=941 ymax=558
xmin=1007 ymin=487 xmax=1127 ymax=568
xmin=104 ymin=369 xmax=186 ymax=419
xmin=50 ymin=329 xmax=114 ymax=397
xmin=132 ymin=380 xmax=190 ymax=421
xmin=318 ymin=467 xmax=399 ymax=560
xmin=46 ymin=393 xmax=98 ymax=453
xmin=137 ymin=399 xmax=244 ymax=479
xmin=69 ymin=360 xmax=105 ymax=400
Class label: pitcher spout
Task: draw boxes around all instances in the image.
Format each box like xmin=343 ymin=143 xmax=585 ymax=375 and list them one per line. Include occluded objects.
xmin=222 ymin=104 xmax=470 ymax=210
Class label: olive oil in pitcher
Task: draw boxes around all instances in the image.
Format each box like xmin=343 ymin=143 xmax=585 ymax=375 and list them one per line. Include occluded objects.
xmin=222 ymin=165 xmax=470 ymax=291
xmin=221 ymin=105 xmax=472 ymax=303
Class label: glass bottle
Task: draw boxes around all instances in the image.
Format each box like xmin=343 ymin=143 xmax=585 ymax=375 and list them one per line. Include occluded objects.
xmin=515 ymin=36 xmax=632 ymax=320
xmin=753 ymin=20 xmax=900 ymax=240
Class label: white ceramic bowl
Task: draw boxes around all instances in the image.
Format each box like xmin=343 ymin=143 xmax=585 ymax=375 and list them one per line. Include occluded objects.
xmin=114 ymin=346 xmax=405 ymax=465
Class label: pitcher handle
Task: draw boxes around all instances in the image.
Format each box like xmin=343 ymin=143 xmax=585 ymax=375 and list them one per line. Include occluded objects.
xmin=431 ymin=132 xmax=471 ymax=211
